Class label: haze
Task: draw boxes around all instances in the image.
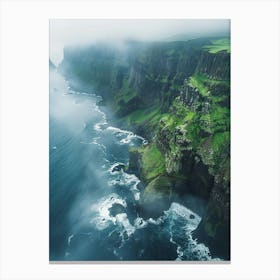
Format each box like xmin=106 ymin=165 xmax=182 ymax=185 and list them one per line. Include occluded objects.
xmin=50 ymin=19 xmax=230 ymax=65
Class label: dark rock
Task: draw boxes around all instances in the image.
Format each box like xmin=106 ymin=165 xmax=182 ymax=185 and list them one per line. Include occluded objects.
xmin=193 ymin=183 xmax=230 ymax=260
xmin=108 ymin=203 xmax=126 ymax=216
xmin=127 ymin=149 xmax=142 ymax=177
xmin=111 ymin=163 xmax=125 ymax=173
xmin=195 ymin=50 xmax=230 ymax=80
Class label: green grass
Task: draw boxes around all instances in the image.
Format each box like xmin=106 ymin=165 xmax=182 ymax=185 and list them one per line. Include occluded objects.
xmin=122 ymin=106 xmax=169 ymax=128
xmin=150 ymin=112 xmax=169 ymax=126
xmin=159 ymin=99 xmax=199 ymax=148
xmin=210 ymin=95 xmax=228 ymax=104
xmin=194 ymin=73 xmax=229 ymax=87
xmin=199 ymin=106 xmax=230 ymax=134
xmin=183 ymin=111 xmax=196 ymax=122
xmin=141 ymin=143 xmax=166 ymax=181
xmin=188 ymin=75 xmax=210 ymax=97
xmin=212 ymin=131 xmax=230 ymax=154
xmin=202 ymin=38 xmax=230 ymax=54
xmin=161 ymin=114 xmax=183 ymax=129
xmin=122 ymin=89 xmax=137 ymax=103
xmin=159 ymin=94 xmax=230 ymax=151
xmin=209 ymin=107 xmax=230 ymax=131
xmin=188 ymin=73 xmax=229 ymax=97
xmin=124 ymin=107 xmax=160 ymax=125
xmin=185 ymin=121 xmax=201 ymax=148
xmin=115 ymin=80 xmax=138 ymax=104
xmin=172 ymin=98 xmax=196 ymax=120
xmin=159 ymin=75 xmax=168 ymax=83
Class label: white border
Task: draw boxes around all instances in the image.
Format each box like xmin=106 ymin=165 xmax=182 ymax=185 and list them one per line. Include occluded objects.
xmin=1 ymin=0 xmax=279 ymax=279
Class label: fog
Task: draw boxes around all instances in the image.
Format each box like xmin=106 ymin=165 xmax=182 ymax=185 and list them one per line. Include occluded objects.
xmin=50 ymin=19 xmax=230 ymax=65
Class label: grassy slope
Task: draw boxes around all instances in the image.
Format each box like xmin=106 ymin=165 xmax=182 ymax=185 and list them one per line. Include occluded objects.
xmin=140 ymin=143 xmax=166 ymax=181
xmin=202 ymin=38 xmax=230 ymax=54
xmin=130 ymin=142 xmax=171 ymax=203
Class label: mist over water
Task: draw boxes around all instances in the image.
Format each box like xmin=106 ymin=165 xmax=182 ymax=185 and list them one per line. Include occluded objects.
xmin=49 ymin=69 xmax=218 ymax=261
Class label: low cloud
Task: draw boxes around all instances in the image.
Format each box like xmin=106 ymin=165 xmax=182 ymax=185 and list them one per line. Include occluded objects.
xmin=50 ymin=19 xmax=230 ymax=65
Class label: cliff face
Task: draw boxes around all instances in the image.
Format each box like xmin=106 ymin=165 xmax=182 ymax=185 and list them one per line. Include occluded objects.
xmin=60 ymin=40 xmax=208 ymax=116
xmin=154 ymin=52 xmax=230 ymax=259
xmin=196 ymin=51 xmax=230 ymax=80
xmin=59 ymin=38 xmax=230 ymax=259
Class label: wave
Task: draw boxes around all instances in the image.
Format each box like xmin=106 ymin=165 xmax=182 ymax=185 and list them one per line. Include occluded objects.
xmin=106 ymin=126 xmax=147 ymax=146
xmin=163 ymin=203 xmax=220 ymax=261
xmin=90 ymin=193 xmax=128 ymax=231
xmin=108 ymin=168 xmax=141 ymax=201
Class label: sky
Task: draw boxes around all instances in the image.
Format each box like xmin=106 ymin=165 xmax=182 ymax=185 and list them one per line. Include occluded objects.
xmin=50 ymin=19 xmax=230 ymax=65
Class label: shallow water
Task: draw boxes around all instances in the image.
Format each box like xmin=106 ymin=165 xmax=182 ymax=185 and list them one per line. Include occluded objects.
xmin=49 ymin=70 xmax=218 ymax=261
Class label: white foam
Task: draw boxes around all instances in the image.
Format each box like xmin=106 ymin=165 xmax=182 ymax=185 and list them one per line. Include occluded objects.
xmin=147 ymin=217 xmax=164 ymax=225
xmin=109 ymin=162 xmax=125 ymax=174
xmin=80 ymin=92 xmax=96 ymax=96
xmin=90 ymin=193 xmax=139 ymax=237
xmin=165 ymin=202 xmax=201 ymax=232
xmin=106 ymin=126 xmax=147 ymax=146
xmin=108 ymin=170 xmax=141 ymax=201
xmin=133 ymin=192 xmax=140 ymax=201
xmin=67 ymin=234 xmax=74 ymax=246
xmin=120 ymin=137 xmax=132 ymax=144
xmin=94 ymin=122 xmax=107 ymax=131
xmin=106 ymin=126 xmax=132 ymax=135
xmin=92 ymin=106 xmax=108 ymax=132
xmin=115 ymin=213 xmax=135 ymax=236
xmin=142 ymin=139 xmax=149 ymax=145
xmin=162 ymin=202 xmax=221 ymax=261
xmin=90 ymin=194 xmax=127 ymax=230
xmin=176 ymin=235 xmax=214 ymax=261
xmin=91 ymin=136 xmax=101 ymax=143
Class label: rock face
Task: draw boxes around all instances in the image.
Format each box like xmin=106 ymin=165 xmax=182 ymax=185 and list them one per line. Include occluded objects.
xmin=196 ymin=51 xmax=230 ymax=80
xmin=59 ymin=37 xmax=230 ymax=259
xmin=109 ymin=203 xmax=126 ymax=216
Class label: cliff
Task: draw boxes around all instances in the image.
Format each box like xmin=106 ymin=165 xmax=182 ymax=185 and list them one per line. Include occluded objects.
xmin=59 ymin=37 xmax=230 ymax=259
